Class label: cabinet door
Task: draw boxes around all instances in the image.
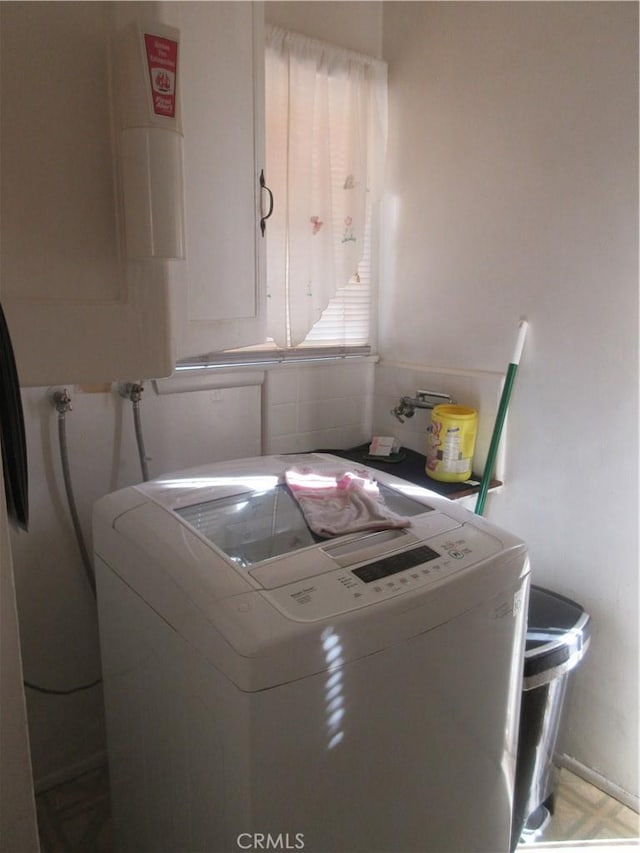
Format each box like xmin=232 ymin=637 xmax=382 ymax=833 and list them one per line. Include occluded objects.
xmin=164 ymin=1 xmax=266 ymax=361
xmin=0 ymin=2 xmax=174 ymax=386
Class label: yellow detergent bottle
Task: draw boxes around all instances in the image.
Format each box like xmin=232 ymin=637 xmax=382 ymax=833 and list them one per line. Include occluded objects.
xmin=425 ymin=404 xmax=478 ymax=483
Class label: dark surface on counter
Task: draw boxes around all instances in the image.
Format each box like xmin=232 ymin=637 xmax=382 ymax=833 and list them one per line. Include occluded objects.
xmin=315 ymin=444 xmax=502 ymax=500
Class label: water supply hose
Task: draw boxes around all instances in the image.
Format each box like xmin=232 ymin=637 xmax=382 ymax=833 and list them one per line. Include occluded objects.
xmin=25 ymin=389 xmax=103 ymax=696
xmin=474 ymin=320 xmax=528 ymax=517
xmin=133 ymin=403 xmax=149 ymax=482
xmin=52 ymin=389 xmax=96 ymax=596
xmin=121 ymin=382 xmax=150 ymax=482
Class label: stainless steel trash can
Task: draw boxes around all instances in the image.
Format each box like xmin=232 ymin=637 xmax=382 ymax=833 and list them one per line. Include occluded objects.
xmin=511 ymin=586 xmax=592 ymax=849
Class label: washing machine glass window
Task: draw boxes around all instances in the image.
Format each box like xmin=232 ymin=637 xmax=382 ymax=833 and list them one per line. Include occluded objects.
xmin=175 ymin=480 xmax=430 ymax=567
xmin=176 ymin=484 xmax=319 ymax=566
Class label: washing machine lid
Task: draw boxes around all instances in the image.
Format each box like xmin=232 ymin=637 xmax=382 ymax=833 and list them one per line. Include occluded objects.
xmin=135 ymin=455 xmax=468 ymax=592
xmin=173 ymin=479 xmax=429 ymax=568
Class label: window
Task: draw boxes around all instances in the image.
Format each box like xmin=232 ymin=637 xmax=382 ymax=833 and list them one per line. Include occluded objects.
xmin=176 ymin=27 xmax=387 ymax=372
xmin=264 ymin=27 xmax=388 ymax=352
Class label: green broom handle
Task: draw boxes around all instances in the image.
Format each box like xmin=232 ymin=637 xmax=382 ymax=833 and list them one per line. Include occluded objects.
xmin=474 ymin=321 xmax=528 ymax=516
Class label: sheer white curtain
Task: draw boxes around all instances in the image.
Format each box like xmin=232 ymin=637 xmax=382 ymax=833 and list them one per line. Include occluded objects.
xmin=265 ymin=26 xmax=388 ymax=348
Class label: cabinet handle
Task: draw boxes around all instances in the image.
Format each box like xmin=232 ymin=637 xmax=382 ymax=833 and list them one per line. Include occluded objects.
xmin=259 ymin=169 xmax=274 ymax=236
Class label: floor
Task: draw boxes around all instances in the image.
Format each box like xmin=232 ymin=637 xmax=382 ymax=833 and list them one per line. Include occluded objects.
xmin=36 ymin=765 xmax=112 ymax=853
xmin=520 ymin=769 xmax=639 ymax=847
xmin=35 ymin=764 xmax=638 ymax=853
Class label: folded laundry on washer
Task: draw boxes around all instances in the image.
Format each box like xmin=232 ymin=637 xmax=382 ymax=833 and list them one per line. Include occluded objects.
xmin=284 ymin=465 xmax=412 ymax=538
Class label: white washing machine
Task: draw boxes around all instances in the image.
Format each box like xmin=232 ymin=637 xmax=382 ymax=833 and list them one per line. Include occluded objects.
xmin=94 ymin=453 xmax=529 ymax=853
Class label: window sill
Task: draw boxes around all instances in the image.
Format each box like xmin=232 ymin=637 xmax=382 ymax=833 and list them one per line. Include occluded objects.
xmin=153 ymin=351 xmax=378 ymax=394
xmin=175 ymin=345 xmax=376 ymax=372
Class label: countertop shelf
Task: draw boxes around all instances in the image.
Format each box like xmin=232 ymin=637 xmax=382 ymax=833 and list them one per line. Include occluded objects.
xmin=316 ymin=444 xmax=502 ymax=501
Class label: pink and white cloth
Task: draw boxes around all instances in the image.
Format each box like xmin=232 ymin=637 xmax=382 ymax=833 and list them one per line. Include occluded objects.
xmin=285 ymin=465 xmax=411 ymax=538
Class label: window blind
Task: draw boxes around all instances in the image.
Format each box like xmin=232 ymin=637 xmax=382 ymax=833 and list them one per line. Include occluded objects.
xmin=300 ymin=209 xmax=373 ymax=347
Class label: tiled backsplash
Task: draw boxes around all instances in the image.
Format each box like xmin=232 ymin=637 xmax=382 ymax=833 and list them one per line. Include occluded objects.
xmin=373 ymin=361 xmax=507 ymax=478
xmin=262 ymin=358 xmax=506 ymax=482
xmin=263 ymin=360 xmax=376 ymax=454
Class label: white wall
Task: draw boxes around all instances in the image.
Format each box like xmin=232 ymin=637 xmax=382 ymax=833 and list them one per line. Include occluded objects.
xmin=381 ymin=1 xmax=638 ymax=801
xmin=266 ymin=1 xmax=383 ymax=56
xmin=264 ymin=361 xmax=375 ymax=455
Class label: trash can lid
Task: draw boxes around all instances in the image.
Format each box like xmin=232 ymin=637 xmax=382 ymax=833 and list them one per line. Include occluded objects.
xmin=524 ymin=586 xmax=591 ymax=686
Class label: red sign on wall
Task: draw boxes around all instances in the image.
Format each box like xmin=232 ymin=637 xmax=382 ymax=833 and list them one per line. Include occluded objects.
xmin=144 ymin=33 xmax=178 ymax=118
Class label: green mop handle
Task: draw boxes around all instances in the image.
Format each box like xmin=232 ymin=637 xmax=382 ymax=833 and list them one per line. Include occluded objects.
xmin=474 ymin=320 xmax=528 ymax=516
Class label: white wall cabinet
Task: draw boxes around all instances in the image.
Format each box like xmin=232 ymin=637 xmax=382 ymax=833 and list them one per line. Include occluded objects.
xmin=164 ymin=1 xmax=266 ymax=362
xmin=0 ymin=1 xmax=265 ymax=385
xmin=0 ymin=2 xmax=173 ymax=386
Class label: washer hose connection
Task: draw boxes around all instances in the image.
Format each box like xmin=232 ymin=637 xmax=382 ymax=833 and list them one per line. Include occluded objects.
xmin=51 ymin=388 xmax=96 ymax=596
xmin=119 ymin=382 xmax=150 ymax=483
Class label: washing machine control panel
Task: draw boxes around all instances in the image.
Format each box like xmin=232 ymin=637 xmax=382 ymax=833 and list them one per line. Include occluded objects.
xmin=263 ymin=524 xmax=505 ymax=622
xmin=351 ymin=543 xmax=441 ymax=584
